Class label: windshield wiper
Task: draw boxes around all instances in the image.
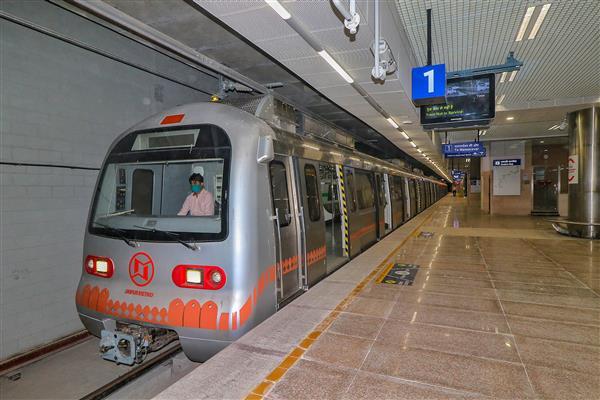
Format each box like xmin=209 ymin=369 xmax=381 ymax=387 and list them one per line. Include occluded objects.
xmin=93 ymin=221 xmax=138 ymax=248
xmin=133 ymin=225 xmax=198 ymax=251
xmin=102 ymin=209 xmax=135 ymax=217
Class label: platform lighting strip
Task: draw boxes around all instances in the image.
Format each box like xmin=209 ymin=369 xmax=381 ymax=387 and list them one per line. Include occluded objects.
xmin=263 ymin=0 xmax=451 ymax=181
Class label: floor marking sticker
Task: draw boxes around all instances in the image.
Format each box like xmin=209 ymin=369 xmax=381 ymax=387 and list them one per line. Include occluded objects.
xmin=419 ymin=231 xmax=434 ymax=238
xmin=381 ymin=263 xmax=420 ymax=285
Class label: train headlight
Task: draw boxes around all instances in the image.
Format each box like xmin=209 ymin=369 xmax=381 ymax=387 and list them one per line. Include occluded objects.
xmin=84 ymin=255 xmax=114 ymax=278
xmin=186 ymin=269 xmax=202 ymax=284
xmin=96 ymin=260 xmax=109 ymax=274
xmin=172 ymin=265 xmax=226 ymax=290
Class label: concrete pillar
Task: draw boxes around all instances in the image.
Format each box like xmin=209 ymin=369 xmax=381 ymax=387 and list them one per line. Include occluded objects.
xmin=566 ymin=106 xmax=599 ymax=239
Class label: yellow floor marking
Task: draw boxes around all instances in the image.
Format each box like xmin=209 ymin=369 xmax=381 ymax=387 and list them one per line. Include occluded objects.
xmin=247 ymin=210 xmax=436 ymax=398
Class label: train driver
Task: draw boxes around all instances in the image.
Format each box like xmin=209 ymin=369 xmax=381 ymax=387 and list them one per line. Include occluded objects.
xmin=177 ymin=173 xmax=215 ymax=216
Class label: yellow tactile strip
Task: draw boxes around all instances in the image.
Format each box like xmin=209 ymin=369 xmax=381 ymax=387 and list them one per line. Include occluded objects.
xmin=245 ymin=212 xmax=435 ymax=400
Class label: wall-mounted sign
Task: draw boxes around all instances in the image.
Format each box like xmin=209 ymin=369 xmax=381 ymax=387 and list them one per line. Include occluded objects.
xmin=493 ymin=159 xmax=521 ymax=166
xmin=411 ymin=64 xmax=446 ymax=106
xmin=568 ymin=155 xmax=578 ymax=184
xmin=421 ymin=74 xmax=495 ymax=129
xmin=443 ymin=142 xmax=486 ymax=158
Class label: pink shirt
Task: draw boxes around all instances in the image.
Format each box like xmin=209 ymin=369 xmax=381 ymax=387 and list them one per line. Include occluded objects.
xmin=177 ymin=190 xmax=215 ymax=216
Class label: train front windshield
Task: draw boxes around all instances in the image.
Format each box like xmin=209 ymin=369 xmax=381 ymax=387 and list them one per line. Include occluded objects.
xmin=89 ymin=125 xmax=231 ymax=242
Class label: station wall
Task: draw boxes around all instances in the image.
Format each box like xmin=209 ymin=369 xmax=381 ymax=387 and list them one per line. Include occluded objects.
xmin=0 ymin=0 xmax=217 ymax=359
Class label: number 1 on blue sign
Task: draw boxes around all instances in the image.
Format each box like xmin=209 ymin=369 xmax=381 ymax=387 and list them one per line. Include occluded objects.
xmin=424 ymin=69 xmax=434 ymax=93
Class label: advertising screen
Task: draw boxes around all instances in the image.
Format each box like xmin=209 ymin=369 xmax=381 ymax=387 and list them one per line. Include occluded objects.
xmin=421 ymin=74 xmax=495 ymax=128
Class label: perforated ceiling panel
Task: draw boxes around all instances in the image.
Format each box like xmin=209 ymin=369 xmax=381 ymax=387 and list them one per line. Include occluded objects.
xmin=395 ymin=0 xmax=600 ymax=106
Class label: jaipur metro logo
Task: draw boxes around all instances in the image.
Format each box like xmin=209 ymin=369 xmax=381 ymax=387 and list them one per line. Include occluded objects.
xmin=128 ymin=252 xmax=155 ymax=287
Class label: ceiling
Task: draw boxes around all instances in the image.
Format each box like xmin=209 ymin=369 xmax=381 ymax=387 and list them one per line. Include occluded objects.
xmin=100 ymin=0 xmax=439 ymax=176
xmin=97 ymin=0 xmax=599 ymax=179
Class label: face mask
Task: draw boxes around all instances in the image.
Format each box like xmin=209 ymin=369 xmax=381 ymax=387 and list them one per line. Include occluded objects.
xmin=191 ymin=184 xmax=202 ymax=193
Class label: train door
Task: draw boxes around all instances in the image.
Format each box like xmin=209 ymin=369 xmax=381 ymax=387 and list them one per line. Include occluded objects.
xmin=343 ymin=167 xmax=360 ymax=258
xmin=269 ymin=158 xmax=302 ymax=304
xmin=354 ymin=170 xmax=377 ymax=250
xmin=391 ymin=175 xmax=405 ymax=227
xmin=408 ymin=179 xmax=418 ymax=216
xmin=374 ymin=173 xmax=387 ymax=239
xmin=297 ymin=159 xmax=327 ymax=286
xmin=319 ymin=163 xmax=347 ymax=273
xmin=383 ymin=174 xmax=392 ymax=234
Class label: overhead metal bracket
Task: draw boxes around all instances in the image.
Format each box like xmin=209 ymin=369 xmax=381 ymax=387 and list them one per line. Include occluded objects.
xmin=446 ymin=52 xmax=523 ymax=79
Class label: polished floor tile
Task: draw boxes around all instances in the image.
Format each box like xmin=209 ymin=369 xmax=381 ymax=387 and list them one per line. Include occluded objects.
xmin=394 ymin=291 xmax=504 ymax=314
xmin=304 ymin=332 xmax=372 ymax=370
xmin=376 ymin=319 xmax=519 ymax=362
xmin=327 ymin=313 xmax=385 ymax=340
xmin=492 ymin=281 xmax=598 ymax=297
xmin=501 ymin=300 xmax=600 ymax=325
xmin=506 ymin=315 xmax=600 ymax=346
xmin=344 ymin=297 xmax=395 ymax=318
xmin=388 ymin=302 xmax=510 ymax=333
xmin=526 ymin=364 xmax=600 ymax=400
xmin=267 ymin=359 xmax=354 ymax=400
xmin=361 ymin=344 xmax=534 ymax=398
xmin=342 ymin=371 xmax=481 ymax=400
xmin=514 ymin=335 xmax=600 ymax=374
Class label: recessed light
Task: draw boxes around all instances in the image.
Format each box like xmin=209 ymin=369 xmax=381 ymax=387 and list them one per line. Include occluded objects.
xmin=506 ymin=116 xmax=514 ymax=121
xmin=386 ymin=117 xmax=399 ymax=129
xmin=264 ymin=0 xmax=291 ymax=20
xmin=508 ymin=70 xmax=518 ymax=82
xmin=548 ymin=125 xmax=559 ymax=130
xmin=500 ymin=72 xmax=507 ymax=83
xmin=497 ymin=94 xmax=506 ymax=104
xmin=516 ymin=6 xmax=535 ymax=42
xmin=529 ymin=4 xmax=551 ymax=40
xmin=317 ymin=50 xmax=354 ymax=83
xmin=402 ymin=120 xmax=413 ymax=125
xmin=540 ymin=140 xmax=545 ymax=143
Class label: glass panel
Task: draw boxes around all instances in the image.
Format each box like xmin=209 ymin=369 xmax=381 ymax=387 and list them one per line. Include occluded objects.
xmin=90 ymin=125 xmax=230 ymax=242
xmin=269 ymin=162 xmax=291 ymax=227
xmin=346 ymin=170 xmax=357 ymax=212
xmin=131 ymin=169 xmax=153 ymax=215
xmin=304 ymin=164 xmax=321 ymax=221
xmin=356 ymin=171 xmax=375 ymax=210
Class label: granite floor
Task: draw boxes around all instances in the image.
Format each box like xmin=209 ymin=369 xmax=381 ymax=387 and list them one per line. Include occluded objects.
xmin=259 ymin=197 xmax=600 ymax=400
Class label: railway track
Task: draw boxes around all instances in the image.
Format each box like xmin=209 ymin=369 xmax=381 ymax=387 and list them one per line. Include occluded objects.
xmin=80 ymin=342 xmax=183 ymax=400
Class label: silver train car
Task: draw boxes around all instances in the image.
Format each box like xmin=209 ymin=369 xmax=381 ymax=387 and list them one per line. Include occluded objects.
xmin=75 ymin=100 xmax=447 ymax=364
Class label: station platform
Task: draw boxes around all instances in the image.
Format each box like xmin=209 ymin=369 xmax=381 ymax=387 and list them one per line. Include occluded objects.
xmin=155 ymin=196 xmax=599 ymax=400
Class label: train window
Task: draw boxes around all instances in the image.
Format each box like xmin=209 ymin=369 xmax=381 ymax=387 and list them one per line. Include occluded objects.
xmin=131 ymin=169 xmax=153 ymax=215
xmin=345 ymin=170 xmax=357 ymax=213
xmin=90 ymin=124 xmax=231 ymax=242
xmin=376 ymin=175 xmax=386 ymax=206
xmin=269 ymin=162 xmax=291 ymax=227
xmin=392 ymin=176 xmax=403 ymax=200
xmin=356 ymin=171 xmax=375 ymax=210
xmin=304 ymin=164 xmax=321 ymax=221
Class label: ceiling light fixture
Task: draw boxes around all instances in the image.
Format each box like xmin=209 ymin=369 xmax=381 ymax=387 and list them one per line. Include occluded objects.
xmin=500 ymin=72 xmax=507 ymax=83
xmin=409 ymin=140 xmax=417 ymax=148
xmin=515 ymin=6 xmax=535 ymax=42
xmin=302 ymin=143 xmax=320 ymax=151
xmin=506 ymin=116 xmax=514 ymax=121
xmin=508 ymin=70 xmax=518 ymax=82
xmin=399 ymin=131 xmax=410 ymax=140
xmin=528 ymin=4 xmax=551 ymax=39
xmin=548 ymin=124 xmax=559 ymax=130
xmin=386 ymin=117 xmax=399 ymax=129
xmin=497 ymin=94 xmax=506 ymax=104
xmin=481 ymin=130 xmax=487 ymax=136
xmin=318 ymin=50 xmax=354 ymax=83
xmin=264 ymin=0 xmax=291 ymax=20
xmin=417 ymin=148 xmax=423 ymax=153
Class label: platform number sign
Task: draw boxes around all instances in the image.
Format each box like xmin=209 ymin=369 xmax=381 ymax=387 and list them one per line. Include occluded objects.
xmin=411 ymin=64 xmax=446 ymax=107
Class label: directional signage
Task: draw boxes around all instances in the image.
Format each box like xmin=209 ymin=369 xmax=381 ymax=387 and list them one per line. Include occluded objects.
xmin=442 ymin=142 xmax=486 ymax=158
xmin=493 ymin=159 xmax=521 ymax=167
xmin=452 ymin=170 xmax=465 ymax=181
xmin=412 ymin=64 xmax=446 ymax=106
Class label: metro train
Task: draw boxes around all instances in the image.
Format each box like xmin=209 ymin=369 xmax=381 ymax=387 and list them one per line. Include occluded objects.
xmin=75 ymin=98 xmax=447 ymax=364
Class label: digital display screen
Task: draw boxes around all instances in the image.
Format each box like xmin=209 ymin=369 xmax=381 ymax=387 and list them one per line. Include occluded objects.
xmin=421 ymin=74 xmax=495 ymax=127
